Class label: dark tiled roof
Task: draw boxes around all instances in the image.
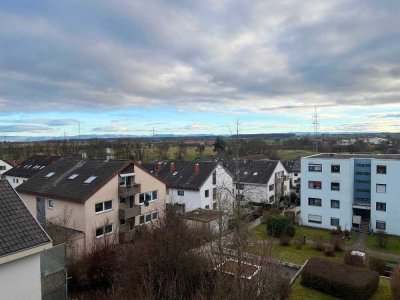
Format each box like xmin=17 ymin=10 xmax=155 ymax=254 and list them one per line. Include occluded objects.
xmin=307 ymin=153 xmax=400 ymax=160
xmin=17 ymin=157 xmax=132 ymax=203
xmin=3 ymin=155 xmax=60 ymax=178
xmin=225 ymin=160 xmax=278 ymax=184
xmin=143 ymin=161 xmax=218 ymax=190
xmin=0 ymin=179 xmax=51 ymax=257
xmin=282 ymin=160 xmax=301 ymax=173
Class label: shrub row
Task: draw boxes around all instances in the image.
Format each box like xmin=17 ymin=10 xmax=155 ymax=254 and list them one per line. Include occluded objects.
xmin=301 ymin=257 xmax=379 ymax=300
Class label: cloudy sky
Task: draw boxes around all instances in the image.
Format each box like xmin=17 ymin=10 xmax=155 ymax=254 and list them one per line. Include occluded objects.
xmin=1 ymin=0 xmax=400 ymax=137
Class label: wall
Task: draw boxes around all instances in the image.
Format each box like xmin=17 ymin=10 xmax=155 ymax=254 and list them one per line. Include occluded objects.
xmin=168 ymin=188 xmax=201 ymax=212
xmin=0 ymin=253 xmax=42 ymax=300
xmin=370 ymin=159 xmax=400 ymax=235
xmin=300 ymin=157 xmax=353 ymax=230
xmin=0 ymin=160 xmax=12 ymax=175
xmin=5 ymin=175 xmax=28 ymax=188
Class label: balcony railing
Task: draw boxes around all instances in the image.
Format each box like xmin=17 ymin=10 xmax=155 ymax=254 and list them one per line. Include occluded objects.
xmin=119 ymin=204 xmax=141 ymax=220
xmin=118 ymin=184 xmax=141 ymax=197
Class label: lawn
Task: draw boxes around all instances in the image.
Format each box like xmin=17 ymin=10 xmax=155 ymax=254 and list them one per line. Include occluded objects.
xmin=276 ymin=150 xmax=314 ymax=160
xmin=367 ymin=234 xmax=400 ymax=255
xmin=289 ymin=277 xmax=392 ymax=300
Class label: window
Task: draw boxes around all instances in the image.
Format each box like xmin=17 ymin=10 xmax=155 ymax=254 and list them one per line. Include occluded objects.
xmin=331 ymin=165 xmax=340 ymax=173
xmin=120 ymin=218 xmax=126 ymax=225
xmin=308 ymin=164 xmax=322 ymax=172
xmin=376 ymin=221 xmax=386 ymax=230
xmin=355 ymin=188 xmax=370 ymax=193
xmin=376 ymin=202 xmax=386 ymax=211
xmin=95 ymin=224 xmax=113 ymax=238
xmin=95 ymin=200 xmax=113 ymax=213
xmin=16 ymin=179 xmax=19 ymax=184
xmin=205 ymin=190 xmax=209 ymax=197
xmin=331 ymin=182 xmax=340 ymax=191
xmin=45 ymin=172 xmax=55 ymax=178
xmin=178 ymin=190 xmax=184 ymax=196
xmin=308 ymin=181 xmax=322 ymax=189
xmin=68 ymin=174 xmax=79 ymax=180
xmin=84 ymin=176 xmax=97 ymax=184
xmin=205 ymin=205 xmax=210 ymax=209
xmin=308 ymin=198 xmax=321 ymax=206
xmin=119 ymin=196 xmax=126 ymax=205
xmin=294 ymin=172 xmax=298 ymax=176
xmin=331 ymin=200 xmax=340 ymax=209
xmin=377 ymin=165 xmax=387 ymax=174
xmin=139 ymin=190 xmax=158 ymax=204
xmin=0 ymin=166 xmax=5 ymax=170
xmin=269 ymin=184 xmax=274 ymax=191
xmin=212 ymin=171 xmax=216 ymax=184
xmin=331 ymin=218 xmax=339 ymax=226
xmin=376 ymin=184 xmax=386 ymax=193
xmin=48 ymin=199 xmax=54 ymax=209
xmin=213 ymin=202 xmax=217 ymax=210
xmin=129 ymin=196 xmax=134 ymax=208
xmin=308 ymin=214 xmax=322 ymax=224
xmin=139 ymin=212 xmax=158 ymax=224
xmin=129 ymin=219 xmax=135 ymax=231
xmin=253 ymin=172 xmax=258 ymax=176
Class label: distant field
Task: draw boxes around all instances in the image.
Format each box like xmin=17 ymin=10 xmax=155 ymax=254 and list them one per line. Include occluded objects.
xmin=276 ymin=150 xmax=314 ymax=160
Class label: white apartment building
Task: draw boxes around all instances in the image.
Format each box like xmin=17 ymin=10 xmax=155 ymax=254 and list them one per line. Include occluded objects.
xmin=301 ymin=153 xmax=400 ymax=236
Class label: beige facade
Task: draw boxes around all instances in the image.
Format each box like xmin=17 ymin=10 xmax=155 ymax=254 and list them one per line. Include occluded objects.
xmin=18 ymin=163 xmax=166 ymax=253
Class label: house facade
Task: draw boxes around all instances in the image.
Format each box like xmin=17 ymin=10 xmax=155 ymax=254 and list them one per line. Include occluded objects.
xmin=282 ymin=160 xmax=301 ymax=193
xmin=144 ymin=161 xmax=234 ymax=212
xmin=0 ymin=179 xmax=53 ymax=300
xmin=17 ymin=158 xmax=166 ymax=253
xmin=301 ymin=153 xmax=400 ymax=235
xmin=226 ymin=160 xmax=290 ymax=205
xmin=0 ymin=159 xmax=13 ymax=175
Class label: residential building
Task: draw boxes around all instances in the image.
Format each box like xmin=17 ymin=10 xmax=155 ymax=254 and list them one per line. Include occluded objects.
xmin=181 ymin=208 xmax=228 ymax=233
xmin=144 ymin=161 xmax=233 ymax=212
xmin=17 ymin=158 xmax=166 ymax=252
xmin=0 ymin=159 xmax=14 ymax=175
xmin=226 ymin=160 xmax=290 ymax=205
xmin=3 ymin=155 xmax=60 ymax=188
xmin=0 ymin=179 xmax=53 ymax=300
xmin=282 ymin=159 xmax=301 ymax=191
xmin=301 ymin=153 xmax=400 ymax=235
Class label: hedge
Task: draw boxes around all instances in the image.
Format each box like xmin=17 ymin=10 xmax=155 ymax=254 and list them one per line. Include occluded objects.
xmin=301 ymin=257 xmax=379 ymax=299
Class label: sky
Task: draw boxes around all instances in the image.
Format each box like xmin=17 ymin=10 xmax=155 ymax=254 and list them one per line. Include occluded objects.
xmin=0 ymin=0 xmax=400 ymax=137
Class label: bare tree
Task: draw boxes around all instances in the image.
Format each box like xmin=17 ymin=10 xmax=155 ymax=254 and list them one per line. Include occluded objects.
xmin=134 ymin=143 xmax=147 ymax=162
xmin=155 ymin=142 xmax=170 ymax=160
xmin=175 ymin=140 xmax=187 ymax=160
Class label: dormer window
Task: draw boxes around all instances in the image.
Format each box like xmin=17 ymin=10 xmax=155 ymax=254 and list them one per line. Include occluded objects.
xmin=68 ymin=174 xmax=79 ymax=180
xmin=45 ymin=172 xmax=55 ymax=177
xmin=84 ymin=176 xmax=97 ymax=183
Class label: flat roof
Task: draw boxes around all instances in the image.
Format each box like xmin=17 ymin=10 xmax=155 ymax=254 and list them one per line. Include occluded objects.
xmin=305 ymin=153 xmax=400 ymax=160
xmin=181 ymin=208 xmax=221 ymax=222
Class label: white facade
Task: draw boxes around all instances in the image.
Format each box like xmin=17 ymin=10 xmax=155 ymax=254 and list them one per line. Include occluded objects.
xmin=0 ymin=159 xmax=12 ymax=175
xmin=167 ymin=164 xmax=234 ymax=212
xmin=5 ymin=175 xmax=28 ymax=188
xmin=0 ymin=253 xmax=42 ymax=300
xmin=240 ymin=161 xmax=290 ymax=204
xmin=301 ymin=154 xmax=400 ymax=235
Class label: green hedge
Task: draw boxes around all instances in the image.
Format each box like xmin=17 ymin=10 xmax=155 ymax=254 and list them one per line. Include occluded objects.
xmin=301 ymin=257 xmax=379 ymax=299
xmin=266 ymin=214 xmax=291 ymax=237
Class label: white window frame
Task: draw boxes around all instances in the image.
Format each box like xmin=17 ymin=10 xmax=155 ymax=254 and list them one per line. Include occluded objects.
xmin=308 ymin=164 xmax=322 ymax=172
xmin=95 ymin=224 xmax=113 ymax=238
xmin=376 ymin=221 xmax=386 ymax=230
xmin=376 ymin=202 xmax=386 ymax=211
xmin=48 ymin=199 xmax=54 ymax=209
xmin=139 ymin=211 xmax=158 ymax=225
xmin=330 ymin=218 xmax=339 ymax=226
xmin=138 ymin=190 xmax=158 ymax=205
xmin=308 ymin=214 xmax=322 ymax=224
xmin=177 ymin=190 xmax=184 ymax=196
xmin=376 ymin=184 xmax=386 ymax=193
xmin=331 ymin=200 xmax=340 ymax=209
xmin=95 ymin=200 xmax=113 ymax=214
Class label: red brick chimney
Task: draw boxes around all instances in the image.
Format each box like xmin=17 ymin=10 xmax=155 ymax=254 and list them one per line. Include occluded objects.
xmin=156 ymin=162 xmax=162 ymax=172
xmin=194 ymin=163 xmax=200 ymax=174
xmin=170 ymin=162 xmax=175 ymax=172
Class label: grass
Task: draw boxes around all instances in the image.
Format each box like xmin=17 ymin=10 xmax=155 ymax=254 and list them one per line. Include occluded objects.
xmin=366 ymin=234 xmax=400 ymax=255
xmin=276 ymin=150 xmax=314 ymax=160
xmin=289 ymin=277 xmax=392 ymax=300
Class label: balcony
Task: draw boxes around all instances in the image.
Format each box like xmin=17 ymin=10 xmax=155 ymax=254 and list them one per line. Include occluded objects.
xmin=119 ymin=231 xmax=136 ymax=243
xmin=118 ymin=184 xmax=141 ymax=197
xmin=119 ymin=204 xmax=142 ymax=220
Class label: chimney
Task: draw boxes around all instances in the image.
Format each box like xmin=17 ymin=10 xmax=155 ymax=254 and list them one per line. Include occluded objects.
xmin=194 ymin=163 xmax=200 ymax=174
xmin=156 ymin=162 xmax=162 ymax=172
xmin=170 ymin=162 xmax=175 ymax=172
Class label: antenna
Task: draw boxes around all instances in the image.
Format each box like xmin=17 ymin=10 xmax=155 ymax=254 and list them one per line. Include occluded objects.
xmin=152 ymin=125 xmax=155 ymax=137
xmin=312 ymin=106 xmax=320 ymax=153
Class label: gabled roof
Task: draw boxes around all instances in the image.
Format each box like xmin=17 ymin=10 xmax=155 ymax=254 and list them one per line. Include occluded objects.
xmin=225 ymin=160 xmax=279 ymax=185
xmin=3 ymin=155 xmax=60 ymax=178
xmin=143 ymin=161 xmax=219 ymax=190
xmin=282 ymin=160 xmax=301 ymax=173
xmin=17 ymin=157 xmax=132 ymax=203
xmin=0 ymin=179 xmax=51 ymax=258
xmin=4 ymin=159 xmax=21 ymax=167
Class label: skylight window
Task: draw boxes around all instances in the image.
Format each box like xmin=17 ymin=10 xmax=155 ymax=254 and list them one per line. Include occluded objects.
xmin=45 ymin=172 xmax=55 ymax=177
xmin=84 ymin=176 xmax=97 ymax=183
xmin=244 ymin=171 xmax=248 ymax=175
xmin=40 ymin=166 xmax=45 ymax=169
xmin=172 ymin=171 xmax=178 ymax=176
xmin=253 ymin=172 xmax=258 ymax=176
xmin=68 ymin=174 xmax=79 ymax=180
